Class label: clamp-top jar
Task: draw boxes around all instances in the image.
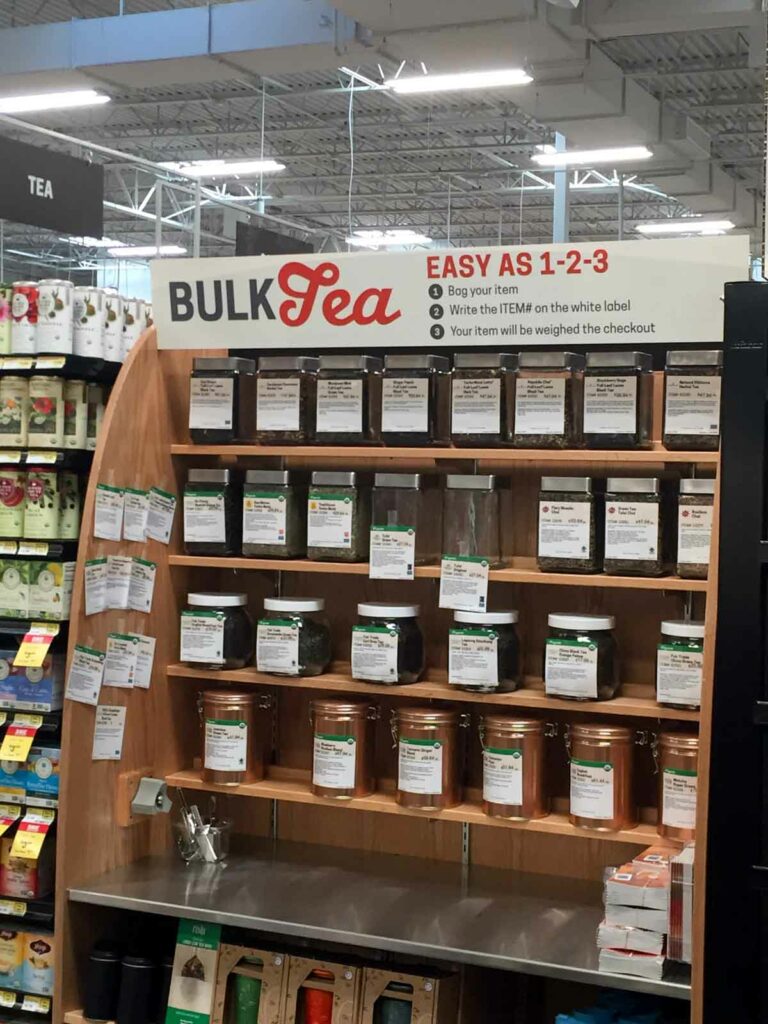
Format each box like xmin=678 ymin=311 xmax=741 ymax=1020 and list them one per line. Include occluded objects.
xmin=657 ymin=730 xmax=699 ymax=842
xmin=568 ymin=722 xmax=636 ymax=832
xmin=310 ymin=698 xmax=375 ymax=799
xmin=394 ymin=707 xmax=463 ymax=810
xmin=480 ymin=715 xmax=547 ymax=820
xmin=200 ymin=689 xmax=270 ymax=786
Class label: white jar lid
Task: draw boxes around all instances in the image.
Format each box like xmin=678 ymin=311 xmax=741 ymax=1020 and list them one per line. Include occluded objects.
xmin=358 ymin=602 xmax=420 ymax=619
xmin=188 ymin=592 xmax=247 ymax=608
xmin=454 ymin=610 xmax=518 ymax=625
xmin=264 ymin=597 xmax=325 ymax=613
xmin=548 ymin=613 xmax=615 ymax=632
xmin=661 ymin=619 xmax=705 ymax=640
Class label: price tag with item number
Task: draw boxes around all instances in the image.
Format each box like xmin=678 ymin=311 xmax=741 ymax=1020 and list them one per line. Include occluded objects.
xmin=0 ymin=715 xmax=43 ymax=761
xmin=13 ymin=623 xmax=59 ymax=669
xmin=10 ymin=808 xmax=55 ymax=860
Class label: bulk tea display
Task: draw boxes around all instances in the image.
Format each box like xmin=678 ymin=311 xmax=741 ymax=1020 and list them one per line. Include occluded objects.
xmin=656 ymin=619 xmax=704 ymax=709
xmin=450 ymin=353 xmax=516 ymax=446
xmin=189 ymin=358 xmax=256 ymax=444
xmin=256 ymin=597 xmax=331 ymax=677
xmin=513 ymin=351 xmax=584 ymax=448
xmin=242 ymin=470 xmax=304 ymax=558
xmin=677 ymin=478 xmax=715 ymax=579
xmin=604 ymin=477 xmax=666 ymax=577
xmin=663 ymin=349 xmax=722 ymax=451
xmin=545 ymin=613 xmax=619 ymax=701
xmin=310 ymin=698 xmax=375 ymax=799
xmin=255 ymin=356 xmax=318 ymax=443
xmin=180 ymin=593 xmax=254 ymax=669
xmin=480 ymin=715 xmax=547 ymax=821
xmin=583 ymin=351 xmax=653 ymax=449
xmin=448 ymin=610 xmax=520 ymax=693
xmin=380 ymin=354 xmax=451 ymax=446
xmin=183 ymin=469 xmax=240 ymax=557
xmin=537 ymin=476 xmax=601 ymax=574
xmin=307 ymin=472 xmax=370 ymax=562
xmin=315 ymin=355 xmax=382 ymax=444
xmin=351 ymin=603 xmax=424 ymax=684
xmin=370 ymin=473 xmax=441 ymax=572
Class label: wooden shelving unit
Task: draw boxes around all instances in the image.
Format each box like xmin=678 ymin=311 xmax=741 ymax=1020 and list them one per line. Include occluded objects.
xmin=167 ymin=663 xmax=700 ymax=721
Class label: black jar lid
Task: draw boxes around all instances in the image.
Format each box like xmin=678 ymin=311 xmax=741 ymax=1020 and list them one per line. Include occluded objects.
xmin=585 ymin=351 xmax=652 ymax=370
xmin=454 ymin=352 xmax=518 ymax=369
xmin=193 ymin=357 xmax=255 ymax=373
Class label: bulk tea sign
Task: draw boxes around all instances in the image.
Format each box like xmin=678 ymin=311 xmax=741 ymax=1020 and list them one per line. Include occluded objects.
xmin=0 ymin=136 xmax=104 ymax=236
xmin=152 ymin=235 xmax=748 ymax=350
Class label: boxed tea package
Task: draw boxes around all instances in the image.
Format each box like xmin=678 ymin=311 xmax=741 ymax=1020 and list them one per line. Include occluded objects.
xmin=0 ymin=652 xmax=17 ymax=707
xmin=25 ymin=749 xmax=60 ymax=802
xmin=0 ymin=928 xmax=23 ymax=991
xmin=0 ymin=562 xmax=29 ymax=619
xmin=0 ymin=829 xmax=55 ymax=900
xmin=22 ymin=930 xmax=54 ymax=996
xmin=0 ymin=761 xmax=26 ymax=804
xmin=27 ymin=563 xmax=74 ymax=622
xmin=14 ymin=656 xmax=64 ymax=713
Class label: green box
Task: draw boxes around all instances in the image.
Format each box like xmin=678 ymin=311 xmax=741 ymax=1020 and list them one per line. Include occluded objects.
xmin=0 ymin=559 xmax=29 ymax=618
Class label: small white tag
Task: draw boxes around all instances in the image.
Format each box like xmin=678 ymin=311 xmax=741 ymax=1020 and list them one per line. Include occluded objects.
xmin=92 ymin=705 xmax=127 ymax=761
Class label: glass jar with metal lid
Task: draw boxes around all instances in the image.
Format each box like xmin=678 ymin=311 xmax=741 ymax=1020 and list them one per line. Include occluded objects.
xmin=449 ymin=610 xmax=520 ymax=693
xmin=307 ymin=471 xmax=370 ymax=562
xmin=371 ymin=473 xmax=441 ymax=570
xmin=537 ymin=476 xmax=602 ymax=574
xmin=255 ymin=355 xmax=319 ymax=443
xmin=480 ymin=715 xmax=548 ymax=820
xmin=352 ymin=603 xmax=424 ymax=684
xmin=450 ymin=352 xmax=517 ymax=447
xmin=310 ymin=698 xmax=375 ymax=799
xmin=604 ymin=477 xmax=666 ymax=577
xmin=256 ymin=597 xmax=331 ymax=677
xmin=583 ymin=351 xmax=653 ymax=449
xmin=443 ymin=475 xmax=501 ymax=567
xmin=663 ymin=349 xmax=722 ymax=451
xmin=568 ymin=722 xmax=636 ymax=832
xmin=380 ymin=354 xmax=451 ymax=446
xmin=677 ymin=478 xmax=715 ymax=579
xmin=183 ymin=469 xmax=240 ymax=557
xmin=180 ymin=593 xmax=254 ymax=669
xmin=315 ymin=355 xmax=382 ymax=445
xmin=656 ymin=730 xmax=698 ymax=841
xmin=189 ymin=357 xmax=256 ymax=445
xmin=393 ymin=706 xmax=464 ymax=809
xmin=656 ymin=619 xmax=705 ymax=709
xmin=513 ymin=351 xmax=585 ymax=448
xmin=545 ymin=613 xmax=618 ymax=701
xmin=242 ymin=469 xmax=304 ymax=558
xmin=199 ymin=689 xmax=270 ymax=786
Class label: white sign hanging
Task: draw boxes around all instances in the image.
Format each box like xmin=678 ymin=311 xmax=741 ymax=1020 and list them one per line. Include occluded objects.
xmin=151 ymin=236 xmax=748 ymax=350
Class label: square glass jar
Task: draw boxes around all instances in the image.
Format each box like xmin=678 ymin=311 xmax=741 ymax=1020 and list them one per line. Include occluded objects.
xmin=371 ymin=473 xmax=442 ymax=567
xmin=583 ymin=351 xmax=653 ymax=449
xmin=242 ymin=469 xmax=305 ymax=558
xmin=663 ymin=349 xmax=722 ymax=451
xmin=315 ymin=355 xmax=382 ymax=445
xmin=450 ymin=352 xmax=517 ymax=447
xmin=676 ymin=477 xmax=715 ymax=579
xmin=380 ymin=354 xmax=451 ymax=446
xmin=537 ymin=476 xmax=602 ymax=574
xmin=307 ymin=471 xmax=370 ymax=562
xmin=183 ymin=468 xmax=241 ymax=557
xmin=604 ymin=477 xmax=667 ymax=577
xmin=189 ymin=357 xmax=256 ymax=444
xmin=255 ymin=356 xmax=319 ymax=444
xmin=442 ymin=474 xmax=502 ymax=568
xmin=513 ymin=351 xmax=585 ymax=448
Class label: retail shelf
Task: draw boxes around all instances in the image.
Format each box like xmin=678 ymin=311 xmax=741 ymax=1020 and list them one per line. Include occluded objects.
xmin=0 ymin=541 xmax=78 ymax=561
xmin=0 ymin=353 xmax=121 ymax=383
xmin=67 ymin=840 xmax=691 ymax=1000
xmin=0 ymin=450 xmax=92 ymax=471
xmin=167 ymin=663 xmax=699 ymax=721
xmin=168 ymin=553 xmax=709 ymax=592
xmin=0 ymin=896 xmax=54 ymax=927
xmin=0 ymin=991 xmax=50 ymax=1016
xmin=0 ymin=620 xmax=67 ymax=639
xmin=166 ymin=767 xmax=664 ymax=844
xmin=171 ymin=443 xmax=719 ymax=464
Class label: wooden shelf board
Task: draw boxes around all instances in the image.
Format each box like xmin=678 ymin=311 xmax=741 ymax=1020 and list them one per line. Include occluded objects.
xmin=171 ymin=443 xmax=719 ymax=464
xmin=166 ymin=768 xmax=662 ymax=845
xmin=168 ymin=553 xmax=708 ymax=592
xmin=166 ymin=663 xmax=699 ymax=721
xmin=65 ymin=1014 xmax=99 ymax=1024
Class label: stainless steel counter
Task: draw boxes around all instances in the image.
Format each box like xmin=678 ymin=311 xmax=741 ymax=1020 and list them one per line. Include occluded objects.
xmin=69 ymin=839 xmax=690 ymax=1000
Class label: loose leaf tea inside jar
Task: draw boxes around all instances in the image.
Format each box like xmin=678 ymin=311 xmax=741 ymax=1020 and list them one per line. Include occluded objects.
xmin=514 ymin=351 xmax=584 ymax=449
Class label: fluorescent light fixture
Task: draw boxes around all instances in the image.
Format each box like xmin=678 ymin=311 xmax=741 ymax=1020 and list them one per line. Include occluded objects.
xmin=635 ymin=219 xmax=735 ymax=235
xmin=160 ymin=159 xmax=285 ymax=178
xmin=107 ymin=244 xmax=187 ymax=258
xmin=0 ymin=89 xmax=110 ymax=114
xmin=64 ymin=235 xmax=125 ymax=249
xmin=385 ymin=68 xmax=532 ymax=94
xmin=347 ymin=229 xmax=432 ymax=248
xmin=532 ymin=145 xmax=653 ymax=168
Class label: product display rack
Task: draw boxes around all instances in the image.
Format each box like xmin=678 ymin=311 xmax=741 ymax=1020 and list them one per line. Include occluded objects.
xmin=54 ymin=333 xmax=722 ymax=1024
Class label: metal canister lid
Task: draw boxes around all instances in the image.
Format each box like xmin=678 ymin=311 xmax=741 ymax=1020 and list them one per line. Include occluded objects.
xmin=666 ymin=349 xmax=722 ymax=368
xmin=658 ymin=730 xmax=700 ymax=751
xmin=311 ymin=471 xmax=357 ymax=487
xmin=396 ymin=706 xmax=458 ymax=726
xmin=679 ymin=478 xmax=715 ymax=495
xmin=384 ymin=354 xmax=450 ymax=371
xmin=188 ymin=592 xmax=247 ymax=607
xmin=518 ymin=351 xmax=585 ymax=370
xmin=187 ymin=469 xmax=231 ymax=484
xmin=586 ymin=351 xmax=652 ymax=370
xmin=310 ymin=698 xmax=370 ymax=718
xmin=193 ymin=357 xmax=255 ymax=373
xmin=540 ymin=476 xmax=592 ymax=493
xmin=258 ymin=356 xmax=319 ymax=372
xmin=202 ymin=689 xmax=255 ymax=706
xmin=606 ymin=477 xmax=660 ymax=494
xmin=454 ymin=352 xmax=518 ymax=369
xmin=318 ymin=355 xmax=382 ymax=371
xmin=661 ymin=619 xmax=705 ymax=640
xmin=481 ymin=713 xmax=542 ymax=734
xmin=374 ymin=473 xmax=421 ymax=489
xmin=445 ymin=474 xmax=495 ymax=490
xmin=570 ymin=722 xmax=632 ymax=741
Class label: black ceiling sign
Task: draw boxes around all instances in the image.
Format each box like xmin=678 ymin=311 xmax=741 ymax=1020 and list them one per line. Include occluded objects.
xmin=0 ymin=135 xmax=104 ymax=236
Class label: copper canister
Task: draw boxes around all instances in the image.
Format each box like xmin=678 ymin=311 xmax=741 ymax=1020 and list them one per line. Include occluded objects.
xmin=568 ymin=723 xmax=636 ymax=832
xmin=658 ymin=730 xmax=699 ymax=842
xmin=480 ymin=714 xmax=548 ymax=820
xmin=310 ymin=698 xmax=375 ymax=799
xmin=394 ymin=707 xmax=462 ymax=810
xmin=200 ymin=690 xmax=266 ymax=786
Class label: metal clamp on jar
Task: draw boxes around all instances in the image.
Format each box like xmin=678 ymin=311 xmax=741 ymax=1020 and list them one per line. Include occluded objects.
xmin=309 ymin=698 xmax=376 ymax=799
